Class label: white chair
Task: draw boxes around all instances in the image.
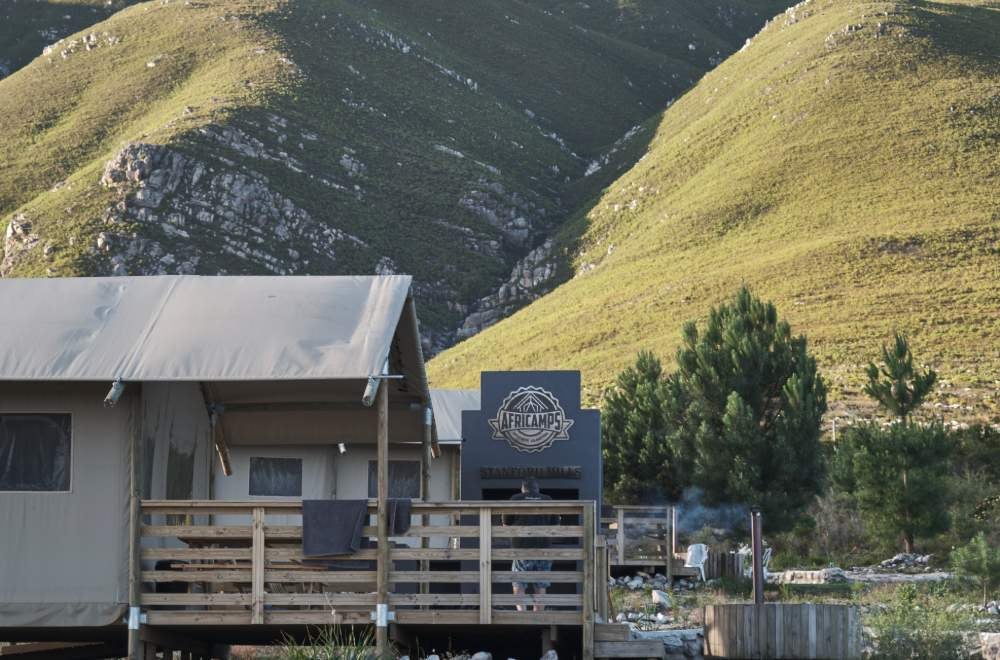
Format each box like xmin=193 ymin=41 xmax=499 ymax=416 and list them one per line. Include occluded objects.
xmin=684 ymin=543 xmax=709 ymax=582
xmin=742 ymin=544 xmax=772 ymax=580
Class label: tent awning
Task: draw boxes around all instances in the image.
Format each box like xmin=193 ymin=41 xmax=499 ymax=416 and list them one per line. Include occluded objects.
xmin=0 ymin=275 xmax=412 ymax=382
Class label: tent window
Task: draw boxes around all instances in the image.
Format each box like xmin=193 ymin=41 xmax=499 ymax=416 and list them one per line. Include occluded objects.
xmin=0 ymin=413 xmax=71 ymax=492
xmin=249 ymin=457 xmax=302 ymax=497
xmin=367 ymin=460 xmax=421 ymax=498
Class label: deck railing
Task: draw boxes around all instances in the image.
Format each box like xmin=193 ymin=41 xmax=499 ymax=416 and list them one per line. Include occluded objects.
xmin=600 ymin=505 xmax=674 ymax=571
xmin=138 ymin=500 xmax=597 ymax=628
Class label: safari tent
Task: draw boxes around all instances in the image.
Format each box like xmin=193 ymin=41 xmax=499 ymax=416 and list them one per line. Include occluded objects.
xmin=0 ymin=275 xmax=437 ymax=634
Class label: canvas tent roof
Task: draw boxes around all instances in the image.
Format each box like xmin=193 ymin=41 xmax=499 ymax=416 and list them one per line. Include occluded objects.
xmin=430 ymin=389 xmax=480 ymax=445
xmin=0 ymin=275 xmax=414 ymax=383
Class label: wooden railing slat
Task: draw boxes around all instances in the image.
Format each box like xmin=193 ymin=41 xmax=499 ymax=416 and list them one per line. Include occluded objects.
xmin=479 ymin=506 xmax=492 ymax=624
xmin=251 ymin=507 xmax=265 ymax=624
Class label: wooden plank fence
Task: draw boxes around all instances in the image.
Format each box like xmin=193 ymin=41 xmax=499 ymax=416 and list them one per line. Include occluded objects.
xmin=703 ymin=604 xmax=861 ymax=659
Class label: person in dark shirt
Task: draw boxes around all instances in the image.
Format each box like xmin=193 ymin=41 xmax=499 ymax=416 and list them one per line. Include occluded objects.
xmin=503 ymin=478 xmax=559 ymax=611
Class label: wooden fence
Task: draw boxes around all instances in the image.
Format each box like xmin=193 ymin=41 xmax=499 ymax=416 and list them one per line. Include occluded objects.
xmin=600 ymin=505 xmax=673 ymax=571
xmin=703 ymin=604 xmax=862 ymax=659
xmin=138 ymin=499 xmax=596 ymax=630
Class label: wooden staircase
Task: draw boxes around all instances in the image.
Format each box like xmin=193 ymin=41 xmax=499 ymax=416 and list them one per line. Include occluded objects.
xmin=593 ymin=624 xmax=666 ymax=659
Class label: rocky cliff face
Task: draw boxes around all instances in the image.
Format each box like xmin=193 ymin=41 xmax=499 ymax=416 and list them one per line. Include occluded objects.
xmin=457 ymin=238 xmax=559 ymax=340
xmin=95 ymin=140 xmax=364 ymax=278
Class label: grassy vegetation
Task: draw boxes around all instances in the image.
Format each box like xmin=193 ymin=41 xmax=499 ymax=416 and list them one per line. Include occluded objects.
xmin=429 ymin=0 xmax=1000 ymax=422
xmin=0 ymin=0 xmax=784 ymax=341
xmin=0 ymin=0 xmax=137 ymax=76
xmin=611 ymin=578 xmax=989 ymax=655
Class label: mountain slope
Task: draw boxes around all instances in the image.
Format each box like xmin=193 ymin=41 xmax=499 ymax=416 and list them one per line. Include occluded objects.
xmin=0 ymin=0 xmax=786 ymax=350
xmin=428 ymin=0 xmax=1000 ymax=422
xmin=0 ymin=0 xmax=135 ymax=78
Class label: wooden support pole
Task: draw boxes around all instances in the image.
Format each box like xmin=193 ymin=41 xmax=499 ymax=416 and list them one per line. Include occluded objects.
xmin=671 ymin=506 xmax=678 ymax=558
xmin=251 ymin=507 xmax=265 ymax=624
xmin=582 ymin=503 xmax=596 ymax=660
xmin=595 ymin=536 xmax=609 ymax=622
xmin=127 ymin=386 xmax=143 ymax=660
xmin=616 ymin=507 xmax=625 ymax=565
xmin=478 ymin=506 xmax=492 ymax=624
xmin=666 ymin=507 xmax=673 ymax=579
xmin=420 ymin=406 xmax=431 ymax=599
xmin=375 ymin=381 xmax=390 ymax=655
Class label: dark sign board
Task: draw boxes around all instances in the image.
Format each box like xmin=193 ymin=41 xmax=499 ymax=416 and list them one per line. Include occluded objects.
xmin=461 ymin=371 xmax=601 ymax=506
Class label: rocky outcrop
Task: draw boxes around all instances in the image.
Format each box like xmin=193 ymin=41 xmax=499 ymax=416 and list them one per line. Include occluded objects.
xmin=458 ymin=179 xmax=546 ymax=248
xmin=457 ymin=238 xmax=558 ymax=339
xmin=96 ymin=142 xmax=364 ymax=276
xmin=1 ymin=214 xmax=41 ymax=277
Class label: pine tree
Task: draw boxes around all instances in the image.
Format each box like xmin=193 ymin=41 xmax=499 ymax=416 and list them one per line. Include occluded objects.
xmin=952 ymin=532 xmax=1000 ymax=606
xmin=850 ymin=332 xmax=948 ymax=552
xmin=602 ymin=351 xmax=682 ymax=503
xmin=864 ymin=332 xmax=937 ymax=423
xmin=663 ymin=286 xmax=827 ymax=531
xmin=847 ymin=422 xmax=952 ymax=553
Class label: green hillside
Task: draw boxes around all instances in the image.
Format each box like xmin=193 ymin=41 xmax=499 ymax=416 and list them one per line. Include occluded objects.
xmin=0 ymin=0 xmax=136 ymax=77
xmin=429 ymin=0 xmax=1000 ymax=423
xmin=0 ymin=0 xmax=784 ymax=350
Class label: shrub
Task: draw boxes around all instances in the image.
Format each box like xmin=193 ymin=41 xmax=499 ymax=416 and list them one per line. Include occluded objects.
xmin=866 ymin=584 xmax=974 ymax=660
xmin=951 ymin=532 xmax=1000 ymax=606
xmin=278 ymin=626 xmax=380 ymax=660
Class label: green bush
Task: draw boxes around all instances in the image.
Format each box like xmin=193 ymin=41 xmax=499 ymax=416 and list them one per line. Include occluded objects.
xmin=866 ymin=584 xmax=974 ymax=660
xmin=952 ymin=532 xmax=1000 ymax=606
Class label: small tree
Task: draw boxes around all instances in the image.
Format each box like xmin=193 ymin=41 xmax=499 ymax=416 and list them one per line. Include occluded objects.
xmin=663 ymin=286 xmax=827 ymax=531
xmin=864 ymin=332 xmax=936 ymax=423
xmin=952 ymin=532 xmax=1000 ymax=606
xmin=848 ymin=423 xmax=952 ymax=553
xmin=853 ymin=332 xmax=949 ymax=552
xmin=602 ymin=351 xmax=682 ymax=503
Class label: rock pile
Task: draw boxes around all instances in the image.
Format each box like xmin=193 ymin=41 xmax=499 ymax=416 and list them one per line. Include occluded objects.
xmin=635 ymin=629 xmax=704 ymax=660
xmin=878 ymin=553 xmax=933 ymax=570
xmin=773 ymin=567 xmax=848 ymax=584
xmin=611 ymin=572 xmax=698 ymax=593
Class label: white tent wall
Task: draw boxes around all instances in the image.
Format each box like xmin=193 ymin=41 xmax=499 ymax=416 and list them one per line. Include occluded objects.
xmin=334 ymin=445 xmax=454 ymax=549
xmin=0 ymin=382 xmax=130 ymax=628
xmin=142 ymin=382 xmax=212 ymax=502
xmin=213 ymin=445 xmax=336 ymax=526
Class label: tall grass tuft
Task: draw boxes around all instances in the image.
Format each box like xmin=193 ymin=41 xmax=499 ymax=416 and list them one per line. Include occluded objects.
xmin=278 ymin=626 xmax=385 ymax=660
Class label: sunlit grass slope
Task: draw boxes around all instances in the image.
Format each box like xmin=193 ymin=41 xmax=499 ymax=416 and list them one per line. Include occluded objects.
xmin=429 ymin=0 xmax=1000 ymax=422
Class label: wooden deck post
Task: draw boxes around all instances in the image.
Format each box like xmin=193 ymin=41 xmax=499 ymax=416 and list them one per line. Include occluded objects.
xmin=582 ymin=502 xmax=595 ymax=660
xmin=665 ymin=507 xmax=673 ymax=578
xmin=615 ymin=507 xmax=625 ymax=565
xmin=671 ymin=506 xmax=678 ymax=558
xmin=375 ymin=380 xmax=390 ymax=655
xmin=478 ymin=506 xmax=492 ymax=624
xmin=420 ymin=406 xmax=431 ymax=599
xmin=127 ymin=385 xmax=143 ymax=660
xmin=251 ymin=507 xmax=265 ymax=624
xmin=595 ymin=536 xmax=608 ymax=622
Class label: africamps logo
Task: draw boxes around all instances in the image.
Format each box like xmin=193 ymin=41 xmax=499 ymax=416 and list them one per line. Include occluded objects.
xmin=488 ymin=386 xmax=574 ymax=453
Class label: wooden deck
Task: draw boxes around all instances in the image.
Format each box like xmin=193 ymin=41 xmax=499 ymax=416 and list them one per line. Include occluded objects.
xmin=137 ymin=499 xmax=601 ymax=655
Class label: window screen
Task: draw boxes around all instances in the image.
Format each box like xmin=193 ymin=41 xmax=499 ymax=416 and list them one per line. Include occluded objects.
xmin=0 ymin=413 xmax=72 ymax=491
xmin=367 ymin=460 xmax=421 ymax=498
xmin=249 ymin=457 xmax=302 ymax=497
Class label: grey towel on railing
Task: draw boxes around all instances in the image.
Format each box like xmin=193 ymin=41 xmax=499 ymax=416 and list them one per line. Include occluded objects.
xmin=388 ymin=498 xmax=412 ymax=535
xmin=302 ymin=499 xmax=367 ymax=557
